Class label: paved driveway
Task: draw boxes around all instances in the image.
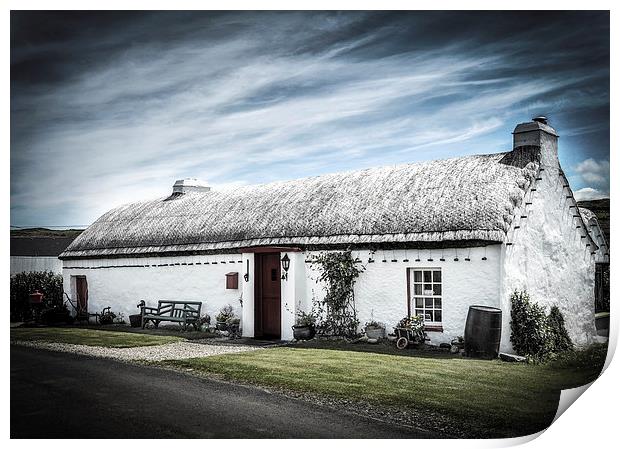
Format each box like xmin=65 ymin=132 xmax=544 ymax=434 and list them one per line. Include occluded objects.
xmin=11 ymin=345 xmax=435 ymax=438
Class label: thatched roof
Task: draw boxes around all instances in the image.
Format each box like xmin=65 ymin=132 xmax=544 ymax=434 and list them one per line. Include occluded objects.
xmin=578 ymin=199 xmax=610 ymax=246
xmin=12 ymin=236 xmax=78 ymax=257
xmin=61 ymin=149 xmax=542 ymax=259
xmin=579 ymin=207 xmax=609 ymax=253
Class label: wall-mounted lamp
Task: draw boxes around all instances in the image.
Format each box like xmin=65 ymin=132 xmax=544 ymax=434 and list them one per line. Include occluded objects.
xmin=281 ymin=253 xmax=290 ymax=280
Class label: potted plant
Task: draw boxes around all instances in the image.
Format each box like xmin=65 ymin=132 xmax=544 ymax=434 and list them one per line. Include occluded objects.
xmin=364 ymin=320 xmax=385 ymax=340
xmin=450 ymin=336 xmax=465 ymax=354
xmin=227 ymin=317 xmax=241 ymax=338
xmin=198 ymin=313 xmax=211 ymax=332
xmin=99 ymin=307 xmax=116 ymax=325
xmin=292 ymin=310 xmax=317 ymax=340
xmin=216 ymin=305 xmax=235 ymax=331
xmin=394 ymin=315 xmax=427 ymax=349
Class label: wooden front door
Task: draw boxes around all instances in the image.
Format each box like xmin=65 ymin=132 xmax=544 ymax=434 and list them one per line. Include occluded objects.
xmin=254 ymin=253 xmax=281 ymax=339
xmin=75 ymin=276 xmax=88 ymax=314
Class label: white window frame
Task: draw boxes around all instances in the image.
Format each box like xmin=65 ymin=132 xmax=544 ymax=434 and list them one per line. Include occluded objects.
xmin=408 ymin=267 xmax=443 ymax=325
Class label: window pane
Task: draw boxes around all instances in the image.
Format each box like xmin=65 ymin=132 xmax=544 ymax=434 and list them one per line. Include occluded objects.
xmin=425 ymin=297 xmax=433 ymax=308
xmin=424 ymin=284 xmax=433 ymax=295
xmin=415 ymin=309 xmax=424 ymax=317
xmin=424 ymin=312 xmax=432 ymax=321
xmin=424 ymin=271 xmax=432 ymax=283
xmin=434 ymin=298 xmax=442 ymax=309
xmin=415 ymin=297 xmax=424 ymax=308
xmin=414 ymin=284 xmax=422 ymax=295
xmin=434 ymin=311 xmax=442 ymax=322
xmin=413 ymin=271 xmax=422 ymax=282
xmin=433 ymin=270 xmax=442 ymax=282
xmin=433 ymin=284 xmax=442 ymax=296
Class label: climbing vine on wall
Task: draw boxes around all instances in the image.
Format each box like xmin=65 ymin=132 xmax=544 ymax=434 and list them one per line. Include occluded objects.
xmin=309 ymin=250 xmax=365 ymax=338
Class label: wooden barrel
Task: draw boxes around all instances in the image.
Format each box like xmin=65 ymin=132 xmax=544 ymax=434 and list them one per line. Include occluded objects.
xmin=464 ymin=305 xmax=502 ymax=359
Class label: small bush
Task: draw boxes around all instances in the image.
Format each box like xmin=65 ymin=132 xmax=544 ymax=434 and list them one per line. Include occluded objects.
xmin=548 ymin=343 xmax=607 ymax=371
xmin=364 ymin=320 xmax=384 ymax=329
xmin=295 ymin=310 xmax=318 ymax=327
xmin=510 ymin=291 xmax=548 ymax=359
xmin=546 ymin=305 xmax=573 ymax=353
xmin=198 ymin=313 xmax=211 ymax=326
xmin=510 ymin=290 xmax=573 ymax=361
xmin=216 ymin=304 xmax=235 ymax=322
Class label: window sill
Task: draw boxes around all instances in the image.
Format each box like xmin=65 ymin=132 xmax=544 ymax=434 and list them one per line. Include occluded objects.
xmin=425 ymin=325 xmax=444 ymax=333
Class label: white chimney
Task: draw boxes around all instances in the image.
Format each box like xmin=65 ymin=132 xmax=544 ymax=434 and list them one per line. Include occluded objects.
xmin=172 ymin=178 xmax=211 ymax=194
xmin=513 ymin=116 xmax=559 ymax=168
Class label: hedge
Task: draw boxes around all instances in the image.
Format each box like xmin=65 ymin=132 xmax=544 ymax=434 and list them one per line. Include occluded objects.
xmin=10 ymin=271 xmax=64 ymax=322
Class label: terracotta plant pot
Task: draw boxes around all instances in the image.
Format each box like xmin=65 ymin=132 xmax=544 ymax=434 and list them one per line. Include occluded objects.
xmin=292 ymin=325 xmax=316 ymax=340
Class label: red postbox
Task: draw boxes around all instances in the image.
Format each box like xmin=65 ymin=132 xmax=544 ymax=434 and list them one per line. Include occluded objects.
xmin=29 ymin=289 xmax=44 ymax=304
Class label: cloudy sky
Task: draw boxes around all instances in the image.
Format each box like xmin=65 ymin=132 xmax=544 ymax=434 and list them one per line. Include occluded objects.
xmin=11 ymin=11 xmax=609 ymax=228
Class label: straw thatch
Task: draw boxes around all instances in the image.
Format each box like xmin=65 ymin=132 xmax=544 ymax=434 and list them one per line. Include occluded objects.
xmin=61 ymin=150 xmax=540 ymax=259
xmin=578 ymin=207 xmax=595 ymax=223
xmin=579 ymin=207 xmax=609 ymax=251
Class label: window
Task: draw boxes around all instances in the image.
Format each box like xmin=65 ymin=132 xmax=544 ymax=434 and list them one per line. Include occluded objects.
xmin=409 ymin=268 xmax=442 ymax=324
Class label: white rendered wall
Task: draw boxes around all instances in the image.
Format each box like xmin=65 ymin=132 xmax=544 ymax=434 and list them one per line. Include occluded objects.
xmin=501 ymin=136 xmax=597 ymax=351
xmin=301 ymin=246 xmax=503 ymax=346
xmin=241 ymin=253 xmax=255 ymax=337
xmin=11 ymin=256 xmax=63 ymax=275
xmin=280 ymin=252 xmax=305 ymax=340
xmin=63 ymin=254 xmax=244 ymax=324
xmin=65 ymin=246 xmax=503 ymax=346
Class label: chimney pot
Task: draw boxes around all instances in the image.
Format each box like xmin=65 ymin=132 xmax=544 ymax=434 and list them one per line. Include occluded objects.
xmin=532 ymin=116 xmax=548 ymax=125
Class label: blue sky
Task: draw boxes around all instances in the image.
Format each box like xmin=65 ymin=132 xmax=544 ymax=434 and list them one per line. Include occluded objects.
xmin=10 ymin=11 xmax=609 ymax=228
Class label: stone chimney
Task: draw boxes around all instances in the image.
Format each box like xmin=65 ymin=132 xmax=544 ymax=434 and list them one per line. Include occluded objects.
xmin=513 ymin=116 xmax=559 ymax=168
xmin=172 ymin=178 xmax=211 ymax=194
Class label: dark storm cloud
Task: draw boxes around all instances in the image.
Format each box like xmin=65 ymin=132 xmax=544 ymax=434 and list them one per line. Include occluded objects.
xmin=10 ymin=11 xmax=609 ymax=227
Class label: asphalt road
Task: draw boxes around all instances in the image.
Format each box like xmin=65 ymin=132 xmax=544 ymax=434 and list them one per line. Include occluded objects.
xmin=11 ymin=345 xmax=433 ymax=438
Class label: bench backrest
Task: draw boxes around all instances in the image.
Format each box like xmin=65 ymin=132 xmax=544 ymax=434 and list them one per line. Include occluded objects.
xmin=156 ymin=300 xmax=202 ymax=317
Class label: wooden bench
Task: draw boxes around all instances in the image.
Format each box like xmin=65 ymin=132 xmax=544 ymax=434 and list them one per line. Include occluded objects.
xmin=139 ymin=300 xmax=202 ymax=330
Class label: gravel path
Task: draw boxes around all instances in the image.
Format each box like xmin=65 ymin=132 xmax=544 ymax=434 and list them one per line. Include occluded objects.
xmin=10 ymin=339 xmax=262 ymax=361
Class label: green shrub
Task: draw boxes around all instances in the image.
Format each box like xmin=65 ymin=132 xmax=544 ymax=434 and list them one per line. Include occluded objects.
xmin=548 ymin=342 xmax=607 ymax=372
xmin=509 ymin=290 xmax=573 ymax=361
xmin=10 ymin=271 xmax=64 ymax=322
xmin=510 ymin=291 xmax=548 ymax=359
xmin=546 ymin=305 xmax=573 ymax=353
xmin=215 ymin=304 xmax=235 ymax=322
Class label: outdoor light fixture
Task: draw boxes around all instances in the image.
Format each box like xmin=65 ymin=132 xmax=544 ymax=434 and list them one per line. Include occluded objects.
xmin=281 ymin=253 xmax=290 ymax=280
xmin=244 ymin=259 xmax=250 ymax=282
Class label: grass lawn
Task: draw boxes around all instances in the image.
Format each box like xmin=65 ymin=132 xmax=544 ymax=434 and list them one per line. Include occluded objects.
xmin=11 ymin=327 xmax=185 ymax=348
xmin=157 ymin=342 xmax=608 ymax=438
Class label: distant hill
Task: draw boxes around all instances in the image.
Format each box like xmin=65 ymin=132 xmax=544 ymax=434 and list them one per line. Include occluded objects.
xmin=577 ymin=198 xmax=610 ymax=246
xmin=10 ymin=228 xmax=84 ymax=238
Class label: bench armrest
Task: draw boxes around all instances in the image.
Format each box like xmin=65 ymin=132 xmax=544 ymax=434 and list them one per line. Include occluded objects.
xmin=142 ymin=306 xmax=159 ymax=315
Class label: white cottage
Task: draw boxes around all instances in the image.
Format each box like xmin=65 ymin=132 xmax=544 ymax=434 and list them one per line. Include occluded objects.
xmin=59 ymin=118 xmax=606 ymax=351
